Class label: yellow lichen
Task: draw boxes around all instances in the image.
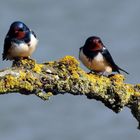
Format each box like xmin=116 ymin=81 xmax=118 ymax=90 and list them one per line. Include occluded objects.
xmin=19 ymin=81 xmax=33 ymax=91
xmin=20 ymin=58 xmax=35 ymax=66
xmin=59 ymin=56 xmax=79 ymax=66
xmin=126 ymin=84 xmax=134 ymax=94
xmin=19 ymin=71 xmax=26 ymax=78
xmin=5 ymin=75 xmax=19 ymax=89
xmin=134 ymin=92 xmax=140 ymax=97
xmin=0 ymin=80 xmax=6 ymax=92
xmin=85 ymin=73 xmax=110 ymax=86
xmin=109 ymin=74 xmax=125 ymax=83
xmin=57 ymin=56 xmax=81 ymax=79
xmin=19 ymin=71 xmax=41 ymax=92
xmin=37 ymin=91 xmax=53 ymax=100
xmin=2 ymin=71 xmax=35 ymax=92
xmin=0 ymin=56 xmax=140 ymax=110
xmin=33 ymin=64 xmax=43 ymax=73
xmin=71 ymin=71 xmax=79 ymax=79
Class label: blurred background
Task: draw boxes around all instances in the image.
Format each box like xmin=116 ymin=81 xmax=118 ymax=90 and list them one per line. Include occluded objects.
xmin=0 ymin=0 xmax=139 ymax=140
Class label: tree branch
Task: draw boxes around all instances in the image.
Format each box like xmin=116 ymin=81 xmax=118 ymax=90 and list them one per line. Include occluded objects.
xmin=0 ymin=56 xmax=140 ymax=129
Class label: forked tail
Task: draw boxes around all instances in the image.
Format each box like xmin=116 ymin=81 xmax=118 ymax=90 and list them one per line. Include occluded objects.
xmin=118 ymin=66 xmax=129 ymax=74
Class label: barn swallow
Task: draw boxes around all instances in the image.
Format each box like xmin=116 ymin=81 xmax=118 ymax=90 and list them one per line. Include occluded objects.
xmin=79 ymin=36 xmax=129 ymax=74
xmin=2 ymin=21 xmax=38 ymax=60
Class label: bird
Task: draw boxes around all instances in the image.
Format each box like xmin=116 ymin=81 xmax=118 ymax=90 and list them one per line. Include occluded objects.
xmin=79 ymin=36 xmax=129 ymax=74
xmin=2 ymin=21 xmax=38 ymax=60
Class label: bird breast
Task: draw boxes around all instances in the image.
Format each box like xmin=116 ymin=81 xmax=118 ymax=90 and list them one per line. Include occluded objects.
xmin=79 ymin=49 xmax=112 ymax=73
xmin=8 ymin=33 xmax=38 ymax=58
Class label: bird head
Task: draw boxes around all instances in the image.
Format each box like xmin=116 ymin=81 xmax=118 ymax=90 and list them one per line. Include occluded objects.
xmin=7 ymin=21 xmax=30 ymax=39
xmin=83 ymin=36 xmax=104 ymax=51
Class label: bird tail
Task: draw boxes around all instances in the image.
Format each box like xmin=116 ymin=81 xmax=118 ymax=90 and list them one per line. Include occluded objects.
xmin=2 ymin=53 xmax=6 ymax=60
xmin=117 ymin=66 xmax=129 ymax=74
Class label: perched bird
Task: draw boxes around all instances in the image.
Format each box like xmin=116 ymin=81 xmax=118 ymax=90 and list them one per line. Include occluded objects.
xmin=2 ymin=21 xmax=38 ymax=60
xmin=79 ymin=36 xmax=129 ymax=74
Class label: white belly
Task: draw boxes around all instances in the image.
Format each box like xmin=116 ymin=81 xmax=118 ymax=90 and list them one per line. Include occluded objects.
xmin=8 ymin=34 xmax=38 ymax=59
xmin=79 ymin=49 xmax=112 ymax=73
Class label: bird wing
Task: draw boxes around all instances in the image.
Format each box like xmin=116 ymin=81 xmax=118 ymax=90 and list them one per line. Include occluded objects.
xmin=101 ymin=47 xmax=129 ymax=74
xmin=31 ymin=30 xmax=37 ymax=38
xmin=24 ymin=30 xmax=36 ymax=44
xmin=2 ymin=36 xmax=11 ymax=60
xmin=101 ymin=48 xmax=120 ymax=73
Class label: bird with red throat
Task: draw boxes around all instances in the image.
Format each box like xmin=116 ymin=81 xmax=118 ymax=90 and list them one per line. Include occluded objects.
xmin=79 ymin=36 xmax=129 ymax=75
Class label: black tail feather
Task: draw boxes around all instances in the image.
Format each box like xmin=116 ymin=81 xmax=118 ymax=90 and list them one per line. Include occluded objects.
xmin=117 ymin=66 xmax=129 ymax=74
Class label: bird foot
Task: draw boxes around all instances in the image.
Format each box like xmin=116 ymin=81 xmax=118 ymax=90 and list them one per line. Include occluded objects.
xmin=87 ymin=71 xmax=110 ymax=77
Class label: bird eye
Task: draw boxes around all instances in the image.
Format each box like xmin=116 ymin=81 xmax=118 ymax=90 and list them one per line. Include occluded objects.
xmin=93 ymin=39 xmax=100 ymax=44
xmin=14 ymin=27 xmax=23 ymax=32
xmin=18 ymin=28 xmax=24 ymax=31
